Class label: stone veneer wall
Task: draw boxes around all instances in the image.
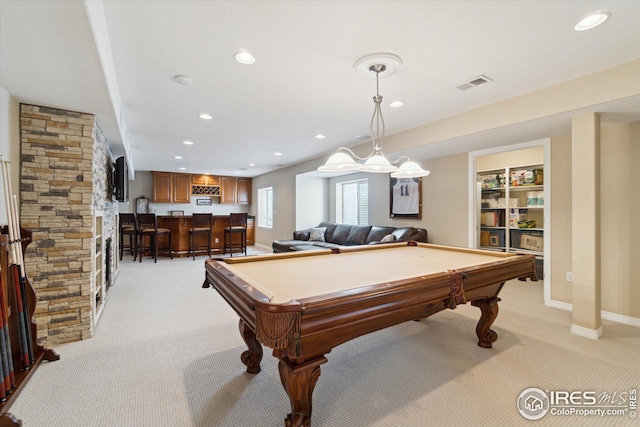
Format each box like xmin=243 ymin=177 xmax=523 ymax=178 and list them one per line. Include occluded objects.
xmin=92 ymin=119 xmax=117 ymax=266
xmin=19 ymin=104 xmax=117 ymax=346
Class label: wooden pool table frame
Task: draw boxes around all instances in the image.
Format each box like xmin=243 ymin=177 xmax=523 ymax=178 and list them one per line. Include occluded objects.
xmin=203 ymin=242 xmax=536 ymax=427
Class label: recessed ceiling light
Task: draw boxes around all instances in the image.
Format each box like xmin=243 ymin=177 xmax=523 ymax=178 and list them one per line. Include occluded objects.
xmin=183 ymin=140 xmax=194 ymax=145
xmin=390 ymin=100 xmax=404 ymax=108
xmin=274 ymin=152 xmax=283 ymax=156
xmin=315 ymin=134 xmax=326 ymax=139
xmin=198 ymin=113 xmax=213 ymax=120
xmin=179 ymin=167 xmax=186 ymax=171
xmin=574 ymin=11 xmax=611 ymax=31
xmin=234 ymin=50 xmax=256 ymax=65
xmin=171 ymin=75 xmax=192 ymax=86
xmin=249 ymin=163 xmax=256 ymax=167
xmin=174 ymin=156 xmax=183 ymax=160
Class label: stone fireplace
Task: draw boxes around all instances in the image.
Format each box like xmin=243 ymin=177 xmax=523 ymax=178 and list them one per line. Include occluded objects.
xmin=19 ymin=104 xmax=118 ymax=346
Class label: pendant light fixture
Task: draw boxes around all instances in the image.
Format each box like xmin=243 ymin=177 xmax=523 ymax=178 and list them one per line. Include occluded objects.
xmin=318 ymin=53 xmax=430 ymax=178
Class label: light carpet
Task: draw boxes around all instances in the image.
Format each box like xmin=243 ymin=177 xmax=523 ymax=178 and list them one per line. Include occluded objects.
xmin=7 ymin=252 xmax=640 ymax=427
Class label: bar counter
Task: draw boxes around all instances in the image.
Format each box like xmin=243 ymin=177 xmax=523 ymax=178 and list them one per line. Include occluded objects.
xmin=156 ymin=215 xmax=255 ymax=257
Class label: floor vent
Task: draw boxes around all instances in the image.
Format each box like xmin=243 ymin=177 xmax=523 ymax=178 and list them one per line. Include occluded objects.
xmin=457 ymin=75 xmax=493 ymax=91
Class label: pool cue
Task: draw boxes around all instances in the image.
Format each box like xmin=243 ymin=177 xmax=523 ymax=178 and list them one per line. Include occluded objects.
xmin=0 ymin=274 xmax=7 ymax=398
xmin=0 ymin=271 xmax=12 ymax=399
xmin=0 ymin=176 xmax=14 ymax=395
xmin=0 ymin=276 xmax=13 ymax=400
xmin=6 ymin=160 xmax=34 ymax=366
xmin=10 ymin=193 xmax=34 ymax=366
xmin=0 ymin=331 xmax=6 ymax=400
xmin=0 ymin=158 xmax=30 ymax=368
xmin=0 ymin=275 xmax=16 ymax=391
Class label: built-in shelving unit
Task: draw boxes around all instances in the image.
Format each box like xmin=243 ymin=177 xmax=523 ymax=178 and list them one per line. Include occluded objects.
xmin=478 ymin=164 xmax=545 ymax=279
xmin=93 ymin=211 xmax=105 ymax=325
xmin=470 ymin=139 xmax=550 ymax=303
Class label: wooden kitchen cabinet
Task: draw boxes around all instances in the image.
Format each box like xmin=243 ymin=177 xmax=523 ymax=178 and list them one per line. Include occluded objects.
xmin=173 ymin=173 xmax=191 ymax=203
xmin=153 ymin=172 xmax=250 ymax=204
xmin=237 ymin=178 xmax=251 ymax=204
xmin=220 ymin=177 xmax=237 ymax=204
xmin=152 ymin=172 xmax=191 ymax=203
xmin=152 ymin=172 xmax=172 ymax=203
xmin=221 ymin=177 xmax=251 ymax=204
xmin=191 ymin=175 xmax=220 ymax=186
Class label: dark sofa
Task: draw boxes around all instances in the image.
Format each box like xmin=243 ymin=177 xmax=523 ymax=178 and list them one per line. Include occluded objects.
xmin=272 ymin=221 xmax=428 ymax=253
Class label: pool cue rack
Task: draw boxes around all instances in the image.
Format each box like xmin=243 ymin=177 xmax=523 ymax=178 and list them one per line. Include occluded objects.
xmin=0 ymin=227 xmax=59 ymax=427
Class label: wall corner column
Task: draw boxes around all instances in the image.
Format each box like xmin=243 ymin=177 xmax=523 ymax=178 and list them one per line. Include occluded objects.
xmin=570 ymin=112 xmax=602 ymax=339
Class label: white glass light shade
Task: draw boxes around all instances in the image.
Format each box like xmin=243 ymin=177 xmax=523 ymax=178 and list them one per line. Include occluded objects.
xmin=358 ymin=154 xmax=398 ymax=173
xmin=317 ymin=151 xmax=360 ymax=172
xmin=390 ymin=160 xmax=430 ymax=178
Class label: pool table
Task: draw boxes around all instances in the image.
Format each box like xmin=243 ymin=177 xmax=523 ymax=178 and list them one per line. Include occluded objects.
xmin=203 ymin=242 xmax=536 ymax=427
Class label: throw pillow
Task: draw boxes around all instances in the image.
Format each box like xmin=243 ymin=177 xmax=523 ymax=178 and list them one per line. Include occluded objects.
xmin=309 ymin=227 xmax=327 ymax=242
xmin=381 ymin=233 xmax=396 ymax=242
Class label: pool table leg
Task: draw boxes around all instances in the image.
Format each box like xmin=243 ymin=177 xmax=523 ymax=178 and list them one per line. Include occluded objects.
xmin=471 ymin=297 xmax=501 ymax=348
xmin=239 ymin=319 xmax=263 ymax=374
xmin=278 ymin=356 xmax=327 ymax=427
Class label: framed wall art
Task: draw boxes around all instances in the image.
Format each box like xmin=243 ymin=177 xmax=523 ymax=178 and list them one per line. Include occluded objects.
xmin=136 ymin=197 xmax=149 ymax=214
xmin=389 ymin=177 xmax=422 ymax=219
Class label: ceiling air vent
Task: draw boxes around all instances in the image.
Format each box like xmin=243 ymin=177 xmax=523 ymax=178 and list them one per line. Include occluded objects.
xmin=456 ymin=75 xmax=493 ymax=91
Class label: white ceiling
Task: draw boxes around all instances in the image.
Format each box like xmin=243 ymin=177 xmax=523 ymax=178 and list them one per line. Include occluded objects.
xmin=1 ymin=1 xmax=640 ymax=178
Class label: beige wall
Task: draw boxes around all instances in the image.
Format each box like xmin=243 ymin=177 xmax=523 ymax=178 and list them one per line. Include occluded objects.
xmin=571 ymin=113 xmax=602 ymax=331
xmin=252 ymin=157 xmax=325 ymax=245
xmin=547 ymin=122 xmax=640 ymax=320
xmin=419 ymin=154 xmax=469 ymax=247
xmin=477 ymin=147 xmax=543 ymax=171
xmin=296 ymin=174 xmax=328 ymax=230
xmin=600 ymin=122 xmax=639 ymax=319
xmin=550 ymin=133 xmax=573 ymax=303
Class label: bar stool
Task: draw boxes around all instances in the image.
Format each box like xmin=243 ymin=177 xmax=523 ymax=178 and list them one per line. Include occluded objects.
xmin=189 ymin=213 xmax=213 ymax=260
xmin=223 ymin=213 xmax=247 ymax=257
xmin=137 ymin=213 xmax=173 ymax=263
xmin=119 ymin=213 xmax=138 ymax=260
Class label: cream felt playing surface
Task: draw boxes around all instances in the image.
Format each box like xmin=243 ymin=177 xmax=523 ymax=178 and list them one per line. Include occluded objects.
xmin=222 ymin=244 xmax=515 ymax=304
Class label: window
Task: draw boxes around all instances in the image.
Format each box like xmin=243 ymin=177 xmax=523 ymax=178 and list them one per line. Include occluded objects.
xmin=337 ymin=179 xmax=368 ymax=225
xmin=257 ymin=187 xmax=273 ymax=228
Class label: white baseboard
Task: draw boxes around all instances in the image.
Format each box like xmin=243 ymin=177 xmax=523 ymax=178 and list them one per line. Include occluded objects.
xmin=601 ymin=310 xmax=640 ymax=328
xmin=547 ymin=299 xmax=573 ymax=312
xmin=570 ymin=323 xmax=603 ymax=339
xmin=548 ymin=299 xmax=640 ymax=329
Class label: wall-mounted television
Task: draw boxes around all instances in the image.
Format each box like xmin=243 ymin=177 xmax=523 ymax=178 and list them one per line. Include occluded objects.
xmin=115 ymin=156 xmax=129 ymax=203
